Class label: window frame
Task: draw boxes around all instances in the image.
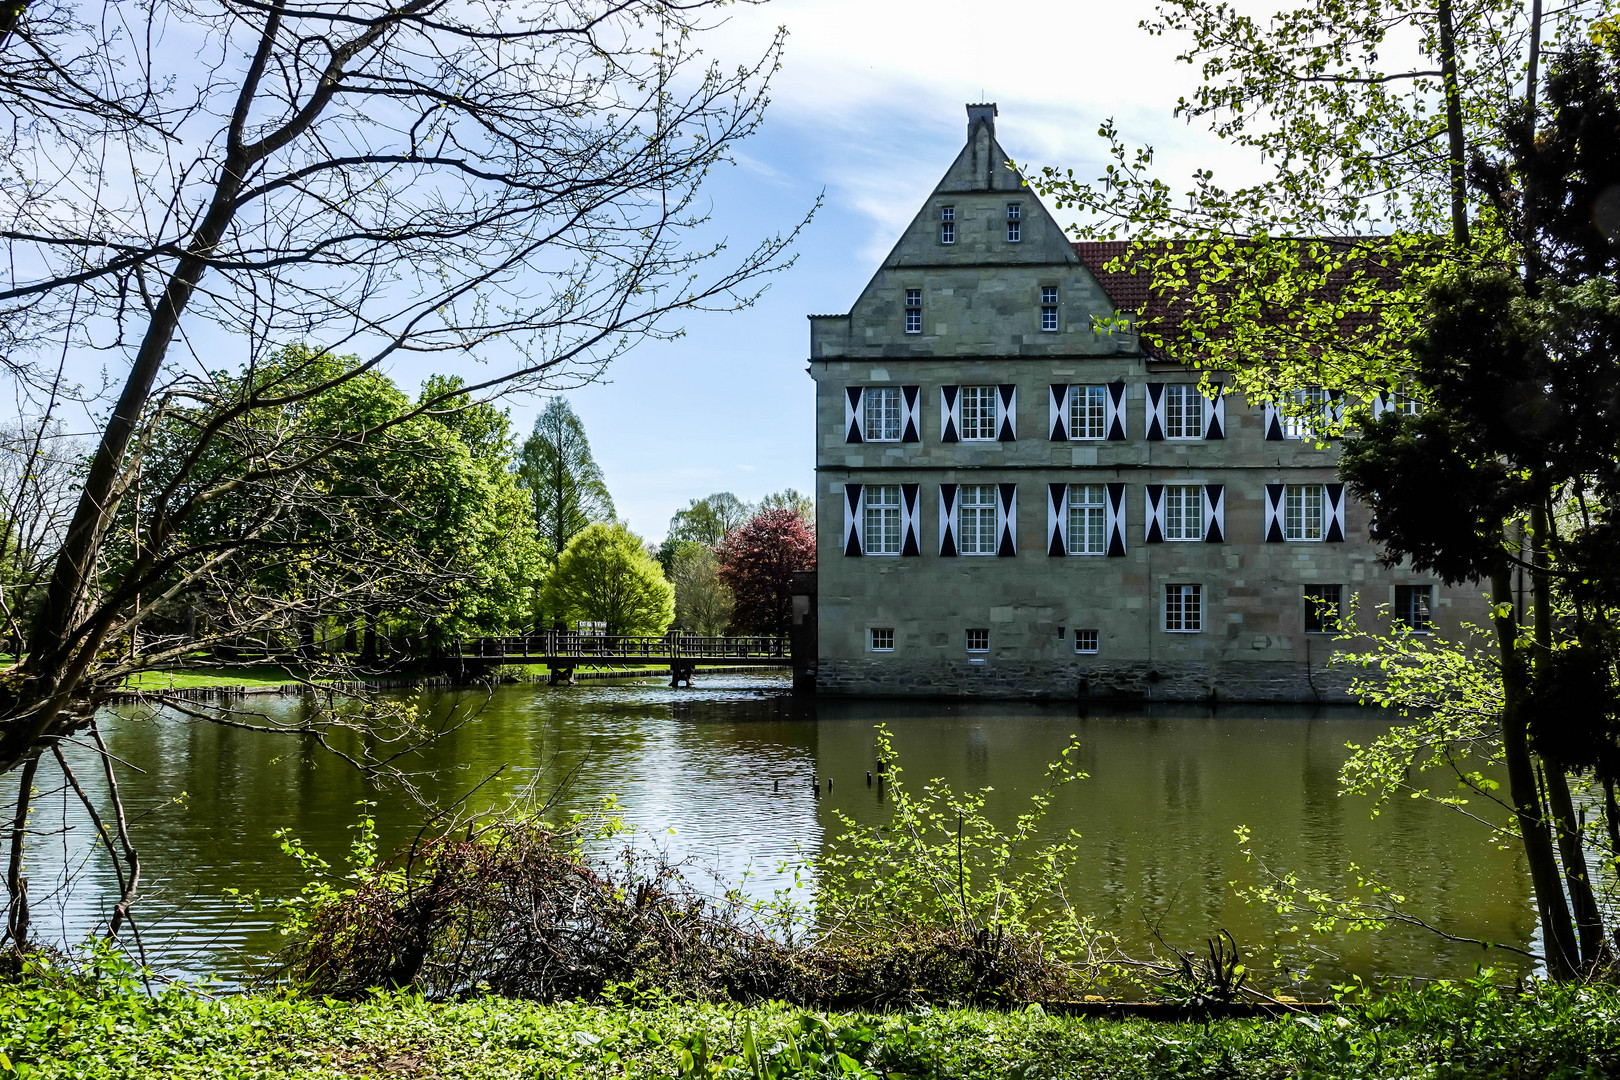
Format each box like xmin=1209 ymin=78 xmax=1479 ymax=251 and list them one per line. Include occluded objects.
xmin=862 ymin=484 xmax=902 ymax=556
xmin=1303 ymin=584 xmax=1344 ymax=634
xmin=1283 ymin=386 xmax=1332 ymax=439
xmin=1394 ymin=584 xmax=1434 ymax=633
xmin=1067 ymin=384 xmax=1108 ymax=441
xmin=1161 ymin=484 xmax=1203 ymax=542
xmin=1040 ymin=285 xmax=1059 ymax=332
xmin=903 ymin=288 xmax=922 ymax=335
xmin=1163 ymin=384 xmax=1206 ymax=440
xmin=1074 ymin=628 xmax=1100 ymax=654
xmin=1283 ymin=483 xmax=1327 ymax=542
xmin=965 ymin=628 xmax=990 ymax=653
xmin=868 ymin=627 xmax=895 ymax=652
xmin=958 ymin=483 xmax=999 ymax=556
xmin=1006 ymin=203 xmax=1022 ymax=242
xmin=1066 ymin=483 xmax=1106 ymax=556
xmin=1164 ymin=583 xmax=1203 ymax=633
xmin=862 ymin=386 xmax=903 ymax=443
xmin=958 ymin=385 xmax=999 ymax=442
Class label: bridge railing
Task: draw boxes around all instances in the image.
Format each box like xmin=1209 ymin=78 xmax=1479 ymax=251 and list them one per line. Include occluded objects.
xmin=452 ymin=631 xmax=788 ymax=662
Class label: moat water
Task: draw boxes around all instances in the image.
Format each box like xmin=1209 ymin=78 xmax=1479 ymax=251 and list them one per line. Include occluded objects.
xmin=32 ymin=675 xmax=1534 ymax=991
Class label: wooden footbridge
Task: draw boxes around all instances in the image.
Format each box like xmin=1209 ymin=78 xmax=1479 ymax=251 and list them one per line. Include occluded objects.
xmin=450 ymin=631 xmax=791 ymax=686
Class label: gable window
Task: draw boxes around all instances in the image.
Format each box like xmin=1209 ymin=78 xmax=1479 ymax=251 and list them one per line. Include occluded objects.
xmin=940 ymin=205 xmax=955 ymax=244
xmin=1074 ymin=629 xmax=1100 ymax=654
xmin=1006 ymin=203 xmax=1021 ymax=242
xmin=959 ymin=484 xmax=999 ymax=555
xmin=863 ymin=387 xmax=902 ymax=442
xmin=1164 ymin=584 xmax=1203 ymax=633
xmin=1040 ymin=286 xmax=1059 ymax=331
xmin=1067 ymin=384 xmax=1108 ymax=440
xmin=1394 ymin=584 xmax=1433 ymax=632
xmin=959 ymin=385 xmax=999 ymax=441
xmin=869 ymin=627 xmax=895 ymax=652
xmin=904 ymin=288 xmax=922 ymax=334
xmin=862 ymin=485 xmax=902 ymax=555
xmin=1162 ymin=484 xmax=1203 ymax=541
xmin=1066 ymin=483 xmax=1106 ymax=555
xmin=965 ymin=628 xmax=990 ymax=653
xmin=1284 ymin=484 xmax=1326 ymax=541
xmin=1163 ymin=385 xmax=1205 ymax=439
xmin=1304 ymin=585 xmax=1344 ymax=633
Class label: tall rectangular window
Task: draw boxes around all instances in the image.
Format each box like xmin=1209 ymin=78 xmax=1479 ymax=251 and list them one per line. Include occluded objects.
xmin=1067 ymin=384 xmax=1107 ymax=440
xmin=1284 ymin=484 xmax=1326 ymax=541
xmin=965 ymin=628 xmax=990 ymax=653
xmin=1164 ymin=584 xmax=1203 ymax=632
xmin=940 ymin=205 xmax=955 ymax=244
xmin=1066 ymin=483 xmax=1106 ymax=555
xmin=1304 ymin=585 xmax=1344 ymax=633
xmin=863 ymin=387 xmax=902 ymax=442
xmin=959 ymin=484 xmax=999 ymax=555
xmin=863 ymin=485 xmax=901 ymax=555
xmin=1006 ymin=203 xmax=1021 ymax=242
xmin=1394 ymin=584 xmax=1434 ymax=632
xmin=1162 ymin=484 xmax=1203 ymax=541
xmin=1040 ymin=286 xmax=1058 ymax=331
xmin=958 ymin=385 xmax=998 ymax=441
xmin=1283 ymin=386 xmax=1332 ymax=438
xmin=869 ymin=627 xmax=895 ymax=652
xmin=1164 ymin=385 xmax=1205 ymax=439
xmin=904 ymin=288 xmax=922 ymax=334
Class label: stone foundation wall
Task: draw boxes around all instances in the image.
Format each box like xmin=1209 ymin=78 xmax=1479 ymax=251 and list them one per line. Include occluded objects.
xmin=813 ymin=657 xmax=1361 ymax=703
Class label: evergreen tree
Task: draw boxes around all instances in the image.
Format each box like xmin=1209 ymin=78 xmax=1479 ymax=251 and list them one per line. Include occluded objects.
xmin=517 ymin=397 xmax=615 ymax=561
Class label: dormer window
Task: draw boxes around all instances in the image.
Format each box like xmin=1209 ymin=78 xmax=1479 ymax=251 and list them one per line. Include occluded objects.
xmin=940 ymin=205 xmax=955 ymax=244
xmin=904 ymin=288 xmax=922 ymax=334
xmin=1040 ymin=286 xmax=1058 ymax=331
xmin=1006 ymin=203 xmax=1021 ymax=242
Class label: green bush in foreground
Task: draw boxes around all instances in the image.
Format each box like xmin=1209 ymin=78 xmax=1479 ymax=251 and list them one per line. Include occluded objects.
xmin=3 ymin=959 xmax=1619 ymax=1080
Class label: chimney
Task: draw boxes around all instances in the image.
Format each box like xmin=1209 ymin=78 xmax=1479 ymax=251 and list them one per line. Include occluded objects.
xmin=966 ymin=102 xmax=997 ymax=139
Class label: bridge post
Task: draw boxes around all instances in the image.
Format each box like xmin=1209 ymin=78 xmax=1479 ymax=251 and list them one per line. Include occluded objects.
xmin=549 ymin=665 xmax=575 ymax=686
xmin=669 ymin=660 xmax=695 ymax=688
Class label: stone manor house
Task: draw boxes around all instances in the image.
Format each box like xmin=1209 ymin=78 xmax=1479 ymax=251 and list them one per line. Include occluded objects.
xmin=805 ymin=104 xmax=1485 ymax=701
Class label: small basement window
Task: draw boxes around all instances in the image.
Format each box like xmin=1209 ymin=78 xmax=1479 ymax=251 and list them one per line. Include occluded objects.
xmin=965 ymin=628 xmax=990 ymax=653
xmin=1074 ymin=629 xmax=1100 ymax=654
xmin=869 ymin=627 xmax=895 ymax=652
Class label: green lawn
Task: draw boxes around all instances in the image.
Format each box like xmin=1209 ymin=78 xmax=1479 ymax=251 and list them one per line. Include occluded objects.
xmin=123 ymin=665 xmax=321 ymax=691
xmin=2 ymin=971 xmax=1617 ymax=1080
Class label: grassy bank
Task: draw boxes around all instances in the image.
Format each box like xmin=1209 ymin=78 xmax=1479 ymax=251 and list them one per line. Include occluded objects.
xmin=3 ymin=972 xmax=1617 ymax=1080
xmin=122 ymin=663 xmax=772 ymax=693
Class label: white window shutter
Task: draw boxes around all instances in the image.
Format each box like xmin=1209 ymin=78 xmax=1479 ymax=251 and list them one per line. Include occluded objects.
xmin=1106 ymin=381 xmax=1128 ymax=440
xmin=1371 ymin=392 xmax=1392 ymax=420
xmin=1144 ymin=484 xmax=1165 ymax=543
xmin=1264 ymin=483 xmax=1285 ymax=542
xmin=938 ymin=483 xmax=959 ymax=556
xmin=845 ymin=387 xmax=864 ymax=443
xmin=1204 ymin=387 xmax=1225 ymax=439
xmin=940 ymin=386 xmax=960 ymax=443
xmin=1145 ymin=383 xmax=1165 ymax=440
xmin=996 ymin=482 xmax=1017 ymax=556
xmin=1048 ymin=483 xmax=1068 ymax=556
xmin=901 ymin=386 xmax=921 ymax=443
xmin=1049 ymin=385 xmax=1069 ymax=441
xmin=1328 ymin=389 xmax=1346 ymax=423
xmin=844 ymin=483 xmax=864 ymax=555
xmin=1325 ymin=483 xmax=1346 ymax=542
xmin=997 ymin=384 xmax=1018 ymax=441
xmin=1263 ymin=402 xmax=1285 ymax=440
xmin=1204 ymin=484 xmax=1225 ymax=542
xmin=1105 ymin=482 xmax=1126 ymax=557
xmin=900 ymin=483 xmax=921 ymax=555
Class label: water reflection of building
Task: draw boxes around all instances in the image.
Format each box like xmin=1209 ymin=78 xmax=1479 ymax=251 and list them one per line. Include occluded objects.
xmin=806 ymin=104 xmax=1484 ymax=701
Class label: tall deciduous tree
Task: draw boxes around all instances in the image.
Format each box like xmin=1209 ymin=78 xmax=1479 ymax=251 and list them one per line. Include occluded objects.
xmin=670 ymin=541 xmax=732 ymax=636
xmin=759 ymin=488 xmax=813 ymax=525
xmin=716 ymin=508 xmax=815 ymax=636
xmin=543 ymin=523 xmax=673 ymax=637
xmin=516 ymin=397 xmax=615 ymax=563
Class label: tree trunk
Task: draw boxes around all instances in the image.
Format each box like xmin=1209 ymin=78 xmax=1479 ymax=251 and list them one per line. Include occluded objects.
xmin=5 ymin=755 xmax=38 ymax=950
xmin=1491 ymin=562 xmax=1580 ymax=979
xmin=362 ymin=613 xmax=378 ymax=665
xmin=1436 ymin=0 xmax=1471 ymax=249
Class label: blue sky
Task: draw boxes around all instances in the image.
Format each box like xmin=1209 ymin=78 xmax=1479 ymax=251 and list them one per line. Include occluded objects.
xmin=530 ymin=0 xmax=1259 ymax=541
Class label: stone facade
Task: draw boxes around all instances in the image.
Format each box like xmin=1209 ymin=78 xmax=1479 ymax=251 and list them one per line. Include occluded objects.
xmin=807 ymin=104 xmax=1487 ymax=702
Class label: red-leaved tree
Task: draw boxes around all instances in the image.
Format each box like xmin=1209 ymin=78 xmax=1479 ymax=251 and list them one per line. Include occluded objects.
xmin=716 ymin=508 xmax=816 ymax=635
